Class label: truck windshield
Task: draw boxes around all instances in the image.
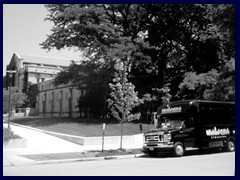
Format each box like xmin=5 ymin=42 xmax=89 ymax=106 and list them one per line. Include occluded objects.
xmin=158 ymin=116 xmax=185 ymax=129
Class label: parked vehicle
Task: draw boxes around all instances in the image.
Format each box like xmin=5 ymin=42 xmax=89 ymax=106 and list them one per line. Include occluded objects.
xmin=143 ymin=100 xmax=235 ymax=157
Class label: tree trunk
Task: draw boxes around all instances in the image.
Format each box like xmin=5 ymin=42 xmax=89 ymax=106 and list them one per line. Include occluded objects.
xmin=120 ymin=120 xmax=123 ymax=150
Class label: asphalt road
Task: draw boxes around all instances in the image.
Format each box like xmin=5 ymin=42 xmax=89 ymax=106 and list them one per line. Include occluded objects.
xmin=4 ymin=151 xmax=235 ymax=176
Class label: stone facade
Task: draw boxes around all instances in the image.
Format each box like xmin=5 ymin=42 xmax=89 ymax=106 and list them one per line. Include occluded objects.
xmin=6 ymin=53 xmax=84 ymax=117
xmin=37 ymin=79 xmax=84 ymax=118
xmin=6 ymin=53 xmax=72 ymax=92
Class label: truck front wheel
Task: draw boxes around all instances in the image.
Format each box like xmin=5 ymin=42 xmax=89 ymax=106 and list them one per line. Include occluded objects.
xmin=173 ymin=142 xmax=185 ymax=157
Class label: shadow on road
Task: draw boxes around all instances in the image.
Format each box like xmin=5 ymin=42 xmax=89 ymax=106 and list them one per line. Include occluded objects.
xmin=139 ymin=148 xmax=232 ymax=159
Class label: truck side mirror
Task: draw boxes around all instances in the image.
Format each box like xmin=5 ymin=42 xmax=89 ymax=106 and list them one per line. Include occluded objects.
xmin=180 ymin=122 xmax=186 ymax=130
xmin=153 ymin=112 xmax=158 ymax=128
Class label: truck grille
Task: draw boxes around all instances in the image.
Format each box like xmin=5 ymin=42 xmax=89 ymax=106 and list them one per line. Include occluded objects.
xmin=146 ymin=135 xmax=162 ymax=142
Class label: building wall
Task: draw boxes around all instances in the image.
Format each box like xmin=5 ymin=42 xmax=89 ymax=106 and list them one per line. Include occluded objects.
xmin=18 ymin=73 xmax=25 ymax=90
xmin=6 ymin=53 xmax=101 ymax=118
xmin=6 ymin=53 xmax=69 ymax=92
xmin=37 ymin=80 xmax=85 ymax=118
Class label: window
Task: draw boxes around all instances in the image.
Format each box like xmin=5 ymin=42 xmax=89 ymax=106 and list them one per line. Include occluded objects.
xmin=184 ymin=118 xmax=194 ymax=128
xmin=200 ymin=105 xmax=234 ymax=126
xmin=52 ymin=92 xmax=54 ymax=101
xmin=59 ymin=91 xmax=63 ymax=100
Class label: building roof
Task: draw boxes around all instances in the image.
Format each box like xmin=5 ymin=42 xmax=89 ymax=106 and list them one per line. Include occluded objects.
xmin=19 ymin=54 xmax=74 ymax=67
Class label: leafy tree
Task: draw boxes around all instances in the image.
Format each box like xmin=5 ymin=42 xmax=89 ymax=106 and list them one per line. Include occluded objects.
xmin=3 ymin=87 xmax=28 ymax=114
xmin=203 ymin=4 xmax=235 ymax=60
xmin=204 ymin=58 xmax=235 ymax=101
xmin=178 ymin=58 xmax=235 ymax=101
xmin=54 ymin=60 xmax=113 ymax=118
xmin=178 ymin=69 xmax=219 ymax=99
xmin=41 ymin=4 xmax=235 ymax=120
xmin=143 ymin=5 xmax=229 ymax=99
xmin=41 ymin=4 xmax=150 ymax=63
xmin=107 ymin=61 xmax=142 ymax=149
xmin=41 ymin=4 xmax=152 ymax=118
xmin=177 ymin=4 xmax=235 ymax=101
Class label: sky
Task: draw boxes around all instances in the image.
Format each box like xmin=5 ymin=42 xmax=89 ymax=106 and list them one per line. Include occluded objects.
xmin=3 ymin=4 xmax=81 ymax=76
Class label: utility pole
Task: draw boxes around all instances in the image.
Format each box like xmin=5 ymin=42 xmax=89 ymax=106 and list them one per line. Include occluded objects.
xmin=7 ymin=70 xmax=16 ymax=129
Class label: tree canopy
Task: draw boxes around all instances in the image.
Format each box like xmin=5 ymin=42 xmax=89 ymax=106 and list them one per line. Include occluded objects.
xmin=41 ymin=4 xmax=235 ymax=119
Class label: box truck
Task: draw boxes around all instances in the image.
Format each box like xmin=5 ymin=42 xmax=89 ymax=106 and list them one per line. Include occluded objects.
xmin=143 ymin=100 xmax=235 ymax=157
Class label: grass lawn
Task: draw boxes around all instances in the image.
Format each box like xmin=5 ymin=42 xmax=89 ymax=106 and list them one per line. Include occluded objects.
xmin=11 ymin=117 xmax=153 ymax=137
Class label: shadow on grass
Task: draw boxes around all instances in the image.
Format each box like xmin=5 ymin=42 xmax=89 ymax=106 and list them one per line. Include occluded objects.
xmin=10 ymin=117 xmax=120 ymax=127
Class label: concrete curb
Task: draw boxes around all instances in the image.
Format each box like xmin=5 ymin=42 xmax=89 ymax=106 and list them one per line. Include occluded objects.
xmin=29 ymin=154 xmax=144 ymax=166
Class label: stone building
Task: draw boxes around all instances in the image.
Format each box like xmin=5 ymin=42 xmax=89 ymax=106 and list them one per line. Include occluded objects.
xmin=6 ymin=53 xmax=72 ymax=92
xmin=36 ymin=79 xmax=83 ymax=118
xmin=5 ymin=53 xmax=84 ymax=117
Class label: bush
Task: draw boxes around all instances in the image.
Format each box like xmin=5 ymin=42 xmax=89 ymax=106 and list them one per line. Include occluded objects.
xmin=3 ymin=87 xmax=27 ymax=113
xmin=3 ymin=127 xmax=20 ymax=142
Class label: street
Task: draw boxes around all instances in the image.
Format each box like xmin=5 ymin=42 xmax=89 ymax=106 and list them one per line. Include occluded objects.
xmin=4 ymin=151 xmax=235 ymax=176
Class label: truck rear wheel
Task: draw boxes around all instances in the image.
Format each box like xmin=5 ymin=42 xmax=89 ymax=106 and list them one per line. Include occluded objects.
xmin=226 ymin=139 xmax=235 ymax=152
xmin=148 ymin=151 xmax=158 ymax=157
xmin=173 ymin=142 xmax=185 ymax=157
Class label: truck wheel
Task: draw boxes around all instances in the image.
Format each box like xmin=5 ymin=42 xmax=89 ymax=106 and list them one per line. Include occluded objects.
xmin=226 ymin=139 xmax=235 ymax=152
xmin=148 ymin=151 xmax=158 ymax=157
xmin=173 ymin=142 xmax=185 ymax=157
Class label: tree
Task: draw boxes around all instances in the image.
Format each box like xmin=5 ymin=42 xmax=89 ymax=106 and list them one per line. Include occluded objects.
xmin=3 ymin=87 xmax=28 ymax=114
xmin=178 ymin=58 xmax=235 ymax=101
xmin=178 ymin=70 xmax=219 ymax=100
xmin=107 ymin=60 xmax=142 ymax=149
xmin=177 ymin=4 xmax=235 ymax=101
xmin=204 ymin=58 xmax=235 ymax=101
xmin=142 ymin=4 xmax=226 ymax=99
xmin=54 ymin=60 xmax=113 ymax=118
xmin=42 ymin=4 xmax=152 ymax=118
xmin=41 ymin=4 xmax=235 ymax=120
xmin=203 ymin=4 xmax=235 ymax=60
xmin=41 ymin=4 xmax=150 ymax=63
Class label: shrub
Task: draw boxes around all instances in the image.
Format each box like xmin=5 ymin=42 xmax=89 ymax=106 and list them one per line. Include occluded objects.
xmin=3 ymin=127 xmax=21 ymax=142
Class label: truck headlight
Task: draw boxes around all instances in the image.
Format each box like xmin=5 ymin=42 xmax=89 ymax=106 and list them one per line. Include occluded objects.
xmin=163 ymin=134 xmax=171 ymax=142
xmin=143 ymin=135 xmax=147 ymax=142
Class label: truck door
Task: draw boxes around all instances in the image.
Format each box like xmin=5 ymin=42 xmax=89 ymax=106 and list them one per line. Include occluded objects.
xmin=180 ymin=118 xmax=195 ymax=148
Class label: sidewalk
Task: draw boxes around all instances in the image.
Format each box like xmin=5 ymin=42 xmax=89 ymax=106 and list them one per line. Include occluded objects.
xmin=3 ymin=123 xmax=144 ymax=167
